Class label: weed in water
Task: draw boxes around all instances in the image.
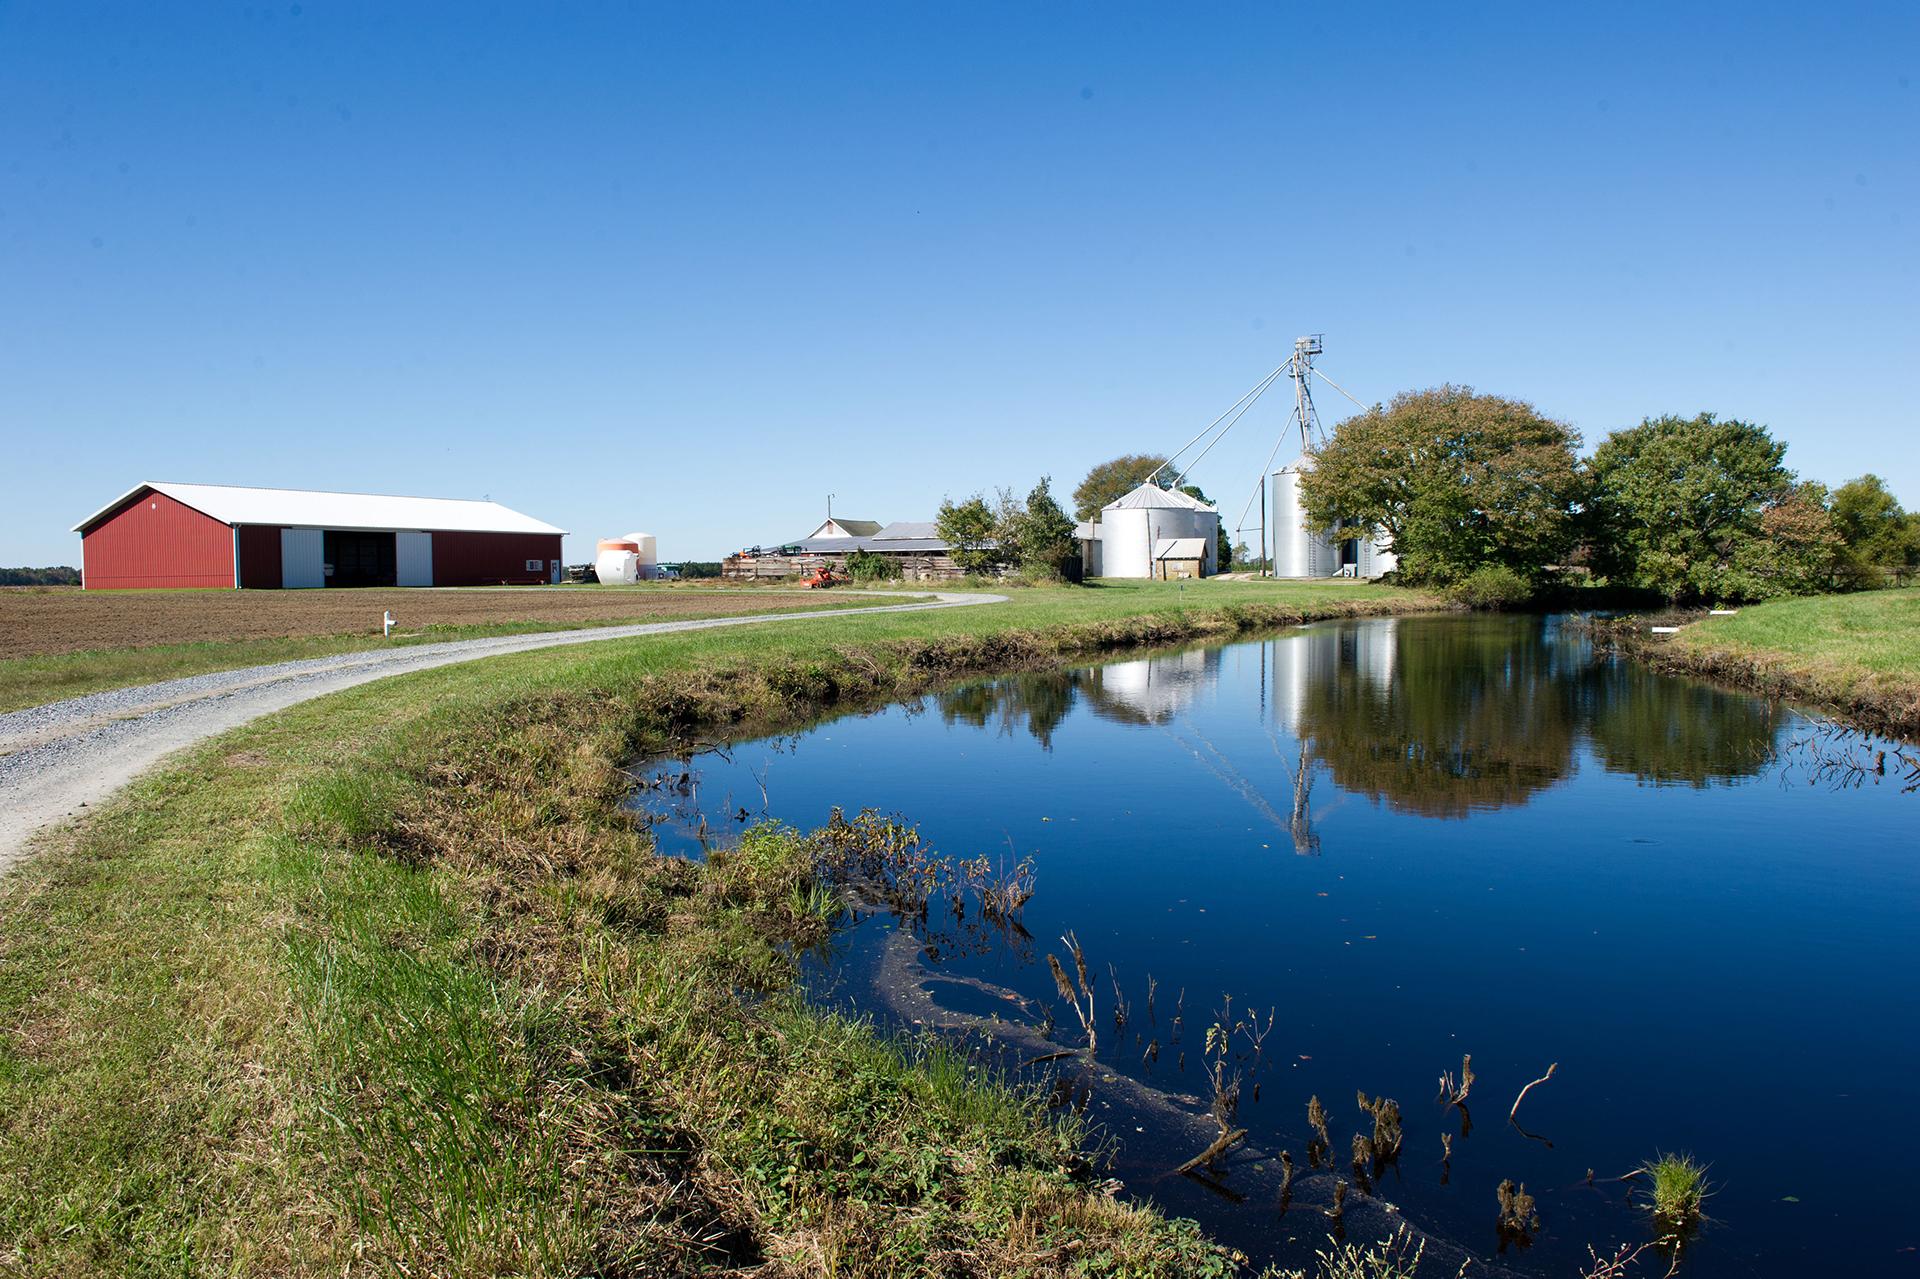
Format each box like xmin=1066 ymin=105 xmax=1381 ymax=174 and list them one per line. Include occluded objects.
xmin=1356 ymin=1091 xmax=1403 ymax=1165
xmin=958 ymin=849 xmax=1036 ymax=921
xmin=1640 ymin=1152 xmax=1710 ymax=1228
xmin=1496 ymin=1178 xmax=1540 ymax=1247
xmin=1283 ymin=1223 xmax=1430 ymax=1279
xmin=1350 ymin=1132 xmax=1374 ymax=1189
xmin=1307 ymin=1094 xmax=1332 ymax=1167
xmin=1045 ymin=930 xmax=1098 ymax=1055
xmin=1437 ymin=1053 xmax=1473 ymax=1107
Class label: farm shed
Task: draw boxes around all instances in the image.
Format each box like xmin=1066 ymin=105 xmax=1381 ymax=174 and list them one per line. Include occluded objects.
xmin=73 ymin=482 xmax=567 ymax=590
xmin=1151 ymin=537 xmax=1208 ymax=580
xmin=724 ymin=521 xmax=963 ymax=581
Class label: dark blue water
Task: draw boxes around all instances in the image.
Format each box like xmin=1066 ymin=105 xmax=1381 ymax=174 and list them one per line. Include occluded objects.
xmin=634 ymin=615 xmax=1919 ymax=1276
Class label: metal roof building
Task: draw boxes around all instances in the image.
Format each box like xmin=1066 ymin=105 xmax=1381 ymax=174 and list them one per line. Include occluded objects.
xmin=73 ymin=482 xmax=567 ymax=590
xmin=1080 ymin=483 xmax=1221 ymax=579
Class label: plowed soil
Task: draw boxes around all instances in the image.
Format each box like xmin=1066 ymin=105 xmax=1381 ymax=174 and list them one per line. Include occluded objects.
xmin=0 ymin=586 xmax=873 ymax=659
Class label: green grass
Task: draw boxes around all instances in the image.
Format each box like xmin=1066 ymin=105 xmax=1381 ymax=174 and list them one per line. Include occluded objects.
xmin=1640 ymin=1152 xmax=1710 ymax=1227
xmin=0 ymin=593 xmax=900 ymax=714
xmin=0 ymin=579 xmax=1426 ymax=1276
xmin=1659 ymin=588 xmax=1920 ymax=734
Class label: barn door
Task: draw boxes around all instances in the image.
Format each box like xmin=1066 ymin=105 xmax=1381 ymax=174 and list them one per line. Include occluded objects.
xmin=396 ymin=532 xmax=433 ymax=587
xmin=281 ymin=528 xmax=324 ymax=589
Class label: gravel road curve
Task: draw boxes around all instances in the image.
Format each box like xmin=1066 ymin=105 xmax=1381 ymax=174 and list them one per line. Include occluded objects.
xmin=0 ymin=590 xmax=1004 ymax=875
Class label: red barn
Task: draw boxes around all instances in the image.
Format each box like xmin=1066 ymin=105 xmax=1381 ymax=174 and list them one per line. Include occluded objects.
xmin=74 ymin=482 xmax=567 ymax=590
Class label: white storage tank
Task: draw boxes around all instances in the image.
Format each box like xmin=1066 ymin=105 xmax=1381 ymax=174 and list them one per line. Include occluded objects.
xmin=620 ymin=532 xmax=660 ymax=580
xmin=595 ymin=539 xmax=641 ymax=585
xmin=1273 ymin=461 xmax=1337 ymax=579
xmin=1273 ymin=460 xmax=1396 ymax=578
xmin=1357 ymin=533 xmax=1398 ymax=578
xmin=1096 ymin=483 xmax=1221 ymax=579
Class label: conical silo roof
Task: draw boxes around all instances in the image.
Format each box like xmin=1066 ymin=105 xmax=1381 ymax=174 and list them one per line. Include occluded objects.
xmin=1102 ymin=483 xmax=1219 ymax=513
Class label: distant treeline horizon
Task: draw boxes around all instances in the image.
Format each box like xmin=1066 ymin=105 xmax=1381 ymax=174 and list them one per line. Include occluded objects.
xmin=0 ymin=566 xmax=81 ymax=586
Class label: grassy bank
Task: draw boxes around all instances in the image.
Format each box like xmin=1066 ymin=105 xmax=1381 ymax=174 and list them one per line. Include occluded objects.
xmin=1643 ymin=589 xmax=1920 ymax=738
xmin=0 ymin=590 xmax=895 ymax=714
xmin=0 ymin=581 xmax=1429 ymax=1277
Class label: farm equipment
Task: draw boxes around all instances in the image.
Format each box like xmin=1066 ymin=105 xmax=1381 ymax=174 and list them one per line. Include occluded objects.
xmin=802 ymin=564 xmax=841 ymax=589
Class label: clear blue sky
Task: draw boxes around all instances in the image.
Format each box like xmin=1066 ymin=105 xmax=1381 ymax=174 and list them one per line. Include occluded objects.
xmin=4 ymin=1 xmax=1915 ymax=566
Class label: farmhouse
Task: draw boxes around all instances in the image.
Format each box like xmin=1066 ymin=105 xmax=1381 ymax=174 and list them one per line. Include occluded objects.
xmin=73 ymin=482 xmax=567 ymax=590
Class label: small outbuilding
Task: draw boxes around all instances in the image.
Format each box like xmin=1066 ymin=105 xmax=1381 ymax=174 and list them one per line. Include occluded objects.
xmin=1151 ymin=537 xmax=1208 ymax=580
xmin=73 ymin=482 xmax=567 ymax=589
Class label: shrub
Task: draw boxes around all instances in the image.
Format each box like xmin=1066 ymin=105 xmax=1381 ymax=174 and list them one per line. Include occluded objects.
xmin=1447 ymin=564 xmax=1535 ymax=610
xmin=845 ymin=549 xmax=902 ymax=582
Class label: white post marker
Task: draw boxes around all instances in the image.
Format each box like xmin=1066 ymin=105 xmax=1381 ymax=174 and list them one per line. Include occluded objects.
xmin=383 ymin=610 xmax=397 ymax=637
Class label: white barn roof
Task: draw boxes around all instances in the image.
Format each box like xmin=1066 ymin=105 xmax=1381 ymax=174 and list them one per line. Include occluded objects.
xmin=76 ymin=482 xmax=566 ymax=535
xmin=1153 ymin=537 xmax=1209 ymax=560
xmin=1103 ymin=483 xmax=1218 ymax=513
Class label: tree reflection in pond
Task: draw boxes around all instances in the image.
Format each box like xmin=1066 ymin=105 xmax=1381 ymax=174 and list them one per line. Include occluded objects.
xmin=1283 ymin=616 xmax=1778 ymax=817
xmin=1289 ymin=617 xmax=1583 ymax=818
xmin=1578 ymin=660 xmax=1778 ymax=786
xmin=935 ymin=670 xmax=1079 ymax=749
xmin=927 ymin=615 xmax=1782 ymax=818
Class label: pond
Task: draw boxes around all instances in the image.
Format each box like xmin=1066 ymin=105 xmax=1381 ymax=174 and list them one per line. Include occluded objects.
xmin=632 ymin=614 xmax=1918 ymax=1277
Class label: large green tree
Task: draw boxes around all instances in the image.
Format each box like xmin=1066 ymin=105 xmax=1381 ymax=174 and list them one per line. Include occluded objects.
xmin=1298 ymin=386 xmax=1583 ymax=587
xmin=1723 ymin=481 xmax=1843 ymax=599
xmin=1072 ymin=454 xmax=1177 ymax=523
xmin=935 ymin=494 xmax=1006 ymax=575
xmin=1830 ymin=473 xmax=1920 ymax=585
xmin=1586 ymin=412 xmax=1799 ymax=602
xmin=1001 ymin=476 xmax=1079 ymax=577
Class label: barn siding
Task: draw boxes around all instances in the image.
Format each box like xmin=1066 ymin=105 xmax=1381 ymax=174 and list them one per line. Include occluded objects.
xmin=235 ymin=525 xmax=284 ymax=589
xmin=81 ymin=490 xmax=234 ymax=589
xmin=431 ymin=532 xmax=562 ymax=586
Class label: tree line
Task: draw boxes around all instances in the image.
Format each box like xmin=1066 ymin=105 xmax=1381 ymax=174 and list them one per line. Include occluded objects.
xmin=0 ymin=566 xmax=81 ymax=586
xmin=1299 ymin=387 xmax=1917 ymax=605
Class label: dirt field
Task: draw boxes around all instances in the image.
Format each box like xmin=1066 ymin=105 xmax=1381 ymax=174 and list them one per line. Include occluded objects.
xmin=0 ymin=586 xmax=880 ymax=660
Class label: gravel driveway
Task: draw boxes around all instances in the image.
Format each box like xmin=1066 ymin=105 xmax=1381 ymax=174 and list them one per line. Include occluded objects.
xmin=0 ymin=590 xmax=1002 ymax=875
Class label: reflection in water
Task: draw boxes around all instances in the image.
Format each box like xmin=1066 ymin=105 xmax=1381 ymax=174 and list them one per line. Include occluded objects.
xmin=1290 ymin=617 xmax=1582 ymax=818
xmin=936 ymin=671 xmax=1078 ymax=748
xmin=1082 ymin=648 xmax=1221 ymax=725
xmin=929 ymin=617 xmax=1784 ymax=820
xmin=1281 ymin=616 xmax=1777 ymax=817
xmin=633 ymin=615 xmax=1917 ymax=1279
xmin=1580 ymin=662 xmax=1779 ymax=786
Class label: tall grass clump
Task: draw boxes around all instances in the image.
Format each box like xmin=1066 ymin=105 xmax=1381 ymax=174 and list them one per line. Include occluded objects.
xmin=1641 ymin=1152 xmax=1709 ymax=1227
